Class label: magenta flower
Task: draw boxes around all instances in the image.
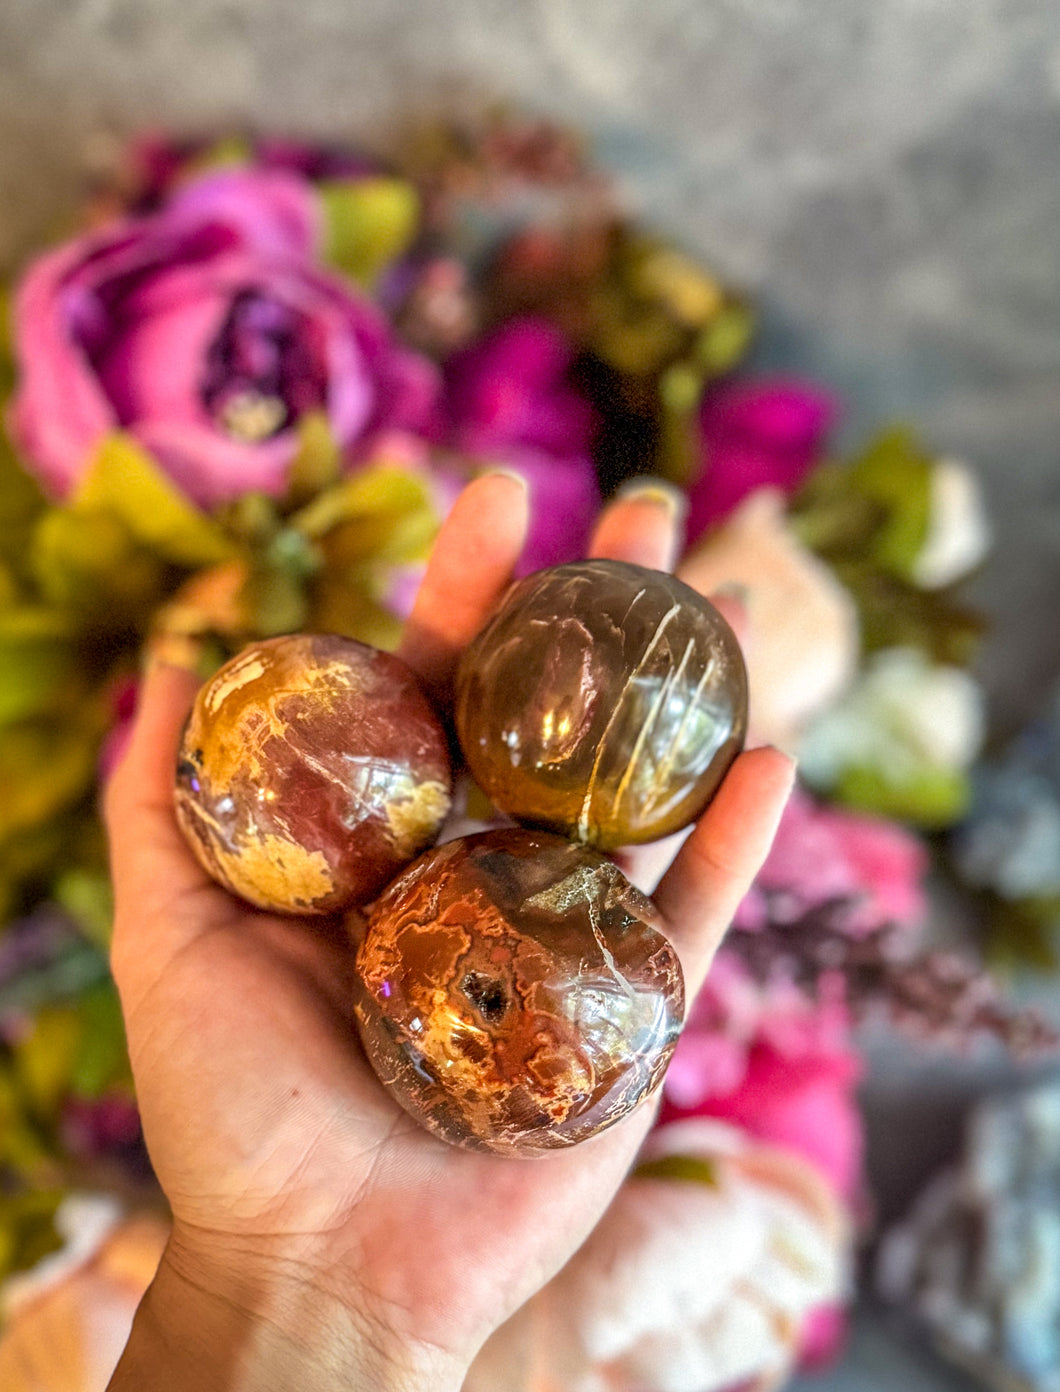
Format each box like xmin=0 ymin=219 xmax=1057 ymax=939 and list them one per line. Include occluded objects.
xmin=686 ymin=377 xmax=836 ymax=542
xmin=444 ymin=316 xmax=599 ymax=572
xmin=735 ymin=784 xmax=928 ymax=938
xmin=61 ymin=1093 xmax=143 ymax=1162
xmin=127 ymin=132 xmax=380 ymax=209
xmin=10 ymin=169 xmax=439 ymax=507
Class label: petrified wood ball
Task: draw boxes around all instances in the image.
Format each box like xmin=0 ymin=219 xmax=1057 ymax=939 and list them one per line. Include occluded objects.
xmin=175 ymin=634 xmax=451 ymax=913
xmin=455 ymin=560 xmax=748 ymax=848
xmin=352 ymin=829 xmax=685 ymax=1154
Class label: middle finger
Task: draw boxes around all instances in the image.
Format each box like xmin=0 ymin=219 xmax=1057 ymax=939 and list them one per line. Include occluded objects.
xmin=587 ymin=479 xmax=686 ymax=572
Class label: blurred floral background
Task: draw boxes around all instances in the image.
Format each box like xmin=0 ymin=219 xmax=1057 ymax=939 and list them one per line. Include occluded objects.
xmin=2 ymin=6 xmax=1060 ymax=1392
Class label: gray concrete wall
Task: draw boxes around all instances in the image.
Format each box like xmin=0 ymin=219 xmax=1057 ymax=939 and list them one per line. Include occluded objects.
xmin=2 ymin=0 xmax=1059 ymax=727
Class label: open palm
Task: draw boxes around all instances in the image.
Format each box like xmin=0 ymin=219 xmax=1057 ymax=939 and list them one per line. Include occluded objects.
xmin=105 ymin=474 xmax=795 ymax=1389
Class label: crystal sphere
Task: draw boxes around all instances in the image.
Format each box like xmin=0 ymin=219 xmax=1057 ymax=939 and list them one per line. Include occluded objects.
xmin=454 ymin=560 xmax=747 ymax=848
xmin=352 ymin=828 xmax=684 ymax=1155
xmin=175 ymin=634 xmax=451 ymax=913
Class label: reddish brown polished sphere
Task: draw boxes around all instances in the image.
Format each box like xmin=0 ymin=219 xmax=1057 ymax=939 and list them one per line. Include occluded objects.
xmin=353 ymin=829 xmax=684 ymax=1154
xmin=455 ymin=560 xmax=748 ymax=848
xmin=175 ymin=634 xmax=452 ymax=913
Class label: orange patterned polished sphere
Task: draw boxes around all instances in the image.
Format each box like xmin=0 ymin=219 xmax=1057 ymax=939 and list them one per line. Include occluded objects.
xmin=175 ymin=634 xmax=452 ymax=914
xmin=454 ymin=560 xmax=747 ymax=848
xmin=352 ymin=829 xmax=684 ymax=1154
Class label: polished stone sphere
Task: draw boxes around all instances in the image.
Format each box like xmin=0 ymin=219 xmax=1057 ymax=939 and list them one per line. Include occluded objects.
xmin=454 ymin=560 xmax=748 ymax=848
xmin=353 ymin=829 xmax=685 ymax=1154
xmin=175 ymin=634 xmax=452 ymax=913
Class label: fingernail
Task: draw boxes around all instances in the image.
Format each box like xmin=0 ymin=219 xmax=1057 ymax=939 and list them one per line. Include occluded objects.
xmin=143 ymin=632 xmax=207 ymax=674
xmin=616 ymin=477 xmax=687 ymax=523
xmin=479 ymin=466 xmax=529 ymax=494
xmin=769 ymin=745 xmax=800 ymax=779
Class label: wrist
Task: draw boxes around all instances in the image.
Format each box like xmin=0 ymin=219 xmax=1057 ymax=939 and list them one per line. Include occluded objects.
xmin=109 ymin=1225 xmax=468 ymax=1392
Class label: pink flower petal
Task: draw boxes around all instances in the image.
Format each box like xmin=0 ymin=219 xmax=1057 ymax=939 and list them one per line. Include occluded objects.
xmin=687 ymin=378 xmax=837 ymax=541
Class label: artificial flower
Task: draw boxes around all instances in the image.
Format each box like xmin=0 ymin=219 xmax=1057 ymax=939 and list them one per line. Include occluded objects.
xmin=679 ymin=489 xmax=860 ymax=751
xmin=797 ymin=645 xmax=985 ymax=825
xmin=464 ymin=1118 xmax=847 ymax=1392
xmin=0 ymin=1195 xmax=166 ymax=1392
xmin=911 ymin=456 xmax=991 ymax=590
xmin=662 ymin=952 xmax=864 ymax=1203
xmin=445 ymin=315 xmax=599 ymax=571
xmin=10 ymin=168 xmax=439 ymax=507
xmin=735 ymin=784 xmax=928 ymax=938
xmin=686 ymin=378 xmax=836 ymax=542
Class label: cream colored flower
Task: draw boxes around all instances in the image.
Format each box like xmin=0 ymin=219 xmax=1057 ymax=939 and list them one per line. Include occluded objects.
xmin=679 ymin=489 xmax=860 ymax=753
xmin=798 ymin=646 xmax=985 ymax=791
xmin=0 ymin=1196 xmax=167 ymax=1392
xmin=464 ymin=1119 xmax=849 ymax=1392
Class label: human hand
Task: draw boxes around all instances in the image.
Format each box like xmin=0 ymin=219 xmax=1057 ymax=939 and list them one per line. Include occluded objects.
xmin=104 ymin=474 xmax=795 ymax=1392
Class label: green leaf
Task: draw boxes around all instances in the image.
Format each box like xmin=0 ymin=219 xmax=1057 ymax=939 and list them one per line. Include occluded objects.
xmin=0 ymin=719 xmax=101 ymax=845
xmin=634 ymin=1153 xmax=719 ymax=1186
xmin=0 ymin=1189 xmax=65 ymax=1283
xmin=0 ymin=422 xmax=47 ymax=578
xmin=0 ymin=1063 xmax=54 ymax=1173
xmin=293 ymin=464 xmax=438 ymax=560
xmin=283 ymin=411 xmax=342 ymax=508
xmin=239 ymin=563 xmax=310 ymax=638
xmin=846 ymin=427 xmax=933 ymax=580
xmin=54 ymin=868 xmax=115 ymax=949
xmin=183 ymin=135 xmax=254 ymax=177
xmin=657 ymin=361 xmax=705 ymax=485
xmin=14 ymin=1006 xmax=84 ymax=1114
xmin=31 ymin=508 xmax=172 ymax=625
xmin=0 ymin=608 xmax=79 ymax=726
xmin=693 ymin=300 xmax=755 ymax=376
xmin=74 ymin=434 xmax=236 ymax=568
xmin=318 ymin=177 xmax=421 ymax=287
xmin=70 ymin=981 xmax=130 ymax=1097
xmin=308 ymin=585 xmax=404 ymax=651
xmin=833 ymin=762 xmax=971 ymax=827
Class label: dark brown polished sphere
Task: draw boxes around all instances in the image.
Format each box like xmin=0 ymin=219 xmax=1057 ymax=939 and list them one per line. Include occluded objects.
xmin=455 ymin=560 xmax=748 ymax=849
xmin=175 ymin=634 xmax=452 ymax=914
xmin=353 ymin=829 xmax=685 ymax=1155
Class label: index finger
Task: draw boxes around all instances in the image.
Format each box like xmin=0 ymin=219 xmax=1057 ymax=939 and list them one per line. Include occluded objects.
xmin=397 ymin=472 xmax=529 ymax=706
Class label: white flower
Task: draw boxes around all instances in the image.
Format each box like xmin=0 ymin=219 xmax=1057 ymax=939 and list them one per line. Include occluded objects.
xmin=679 ymin=489 xmax=860 ymax=753
xmin=912 ymin=457 xmax=991 ymax=590
xmin=798 ymin=646 xmax=985 ymax=792
xmin=464 ymin=1119 xmax=848 ymax=1392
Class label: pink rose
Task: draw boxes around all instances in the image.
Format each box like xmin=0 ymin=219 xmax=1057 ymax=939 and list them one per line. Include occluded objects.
xmin=662 ymin=951 xmax=864 ymax=1203
xmin=687 ymin=377 xmax=836 ymax=542
xmin=735 ymin=784 xmax=928 ymax=937
xmin=444 ymin=316 xmax=599 ymax=572
xmin=10 ymin=169 xmax=440 ymax=507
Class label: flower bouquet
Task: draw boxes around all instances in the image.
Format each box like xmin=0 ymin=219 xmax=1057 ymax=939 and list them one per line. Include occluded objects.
xmin=0 ymin=110 xmax=1051 ymax=1391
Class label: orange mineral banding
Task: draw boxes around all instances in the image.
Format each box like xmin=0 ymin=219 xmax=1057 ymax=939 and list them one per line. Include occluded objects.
xmin=352 ymin=829 xmax=685 ymax=1155
xmin=174 ymin=634 xmax=452 ymax=914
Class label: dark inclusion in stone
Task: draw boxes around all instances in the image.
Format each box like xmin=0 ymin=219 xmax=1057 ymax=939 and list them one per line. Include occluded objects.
xmin=352 ymin=829 xmax=685 ymax=1155
xmin=455 ymin=559 xmax=748 ymax=849
xmin=174 ymin=634 xmax=452 ymax=914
